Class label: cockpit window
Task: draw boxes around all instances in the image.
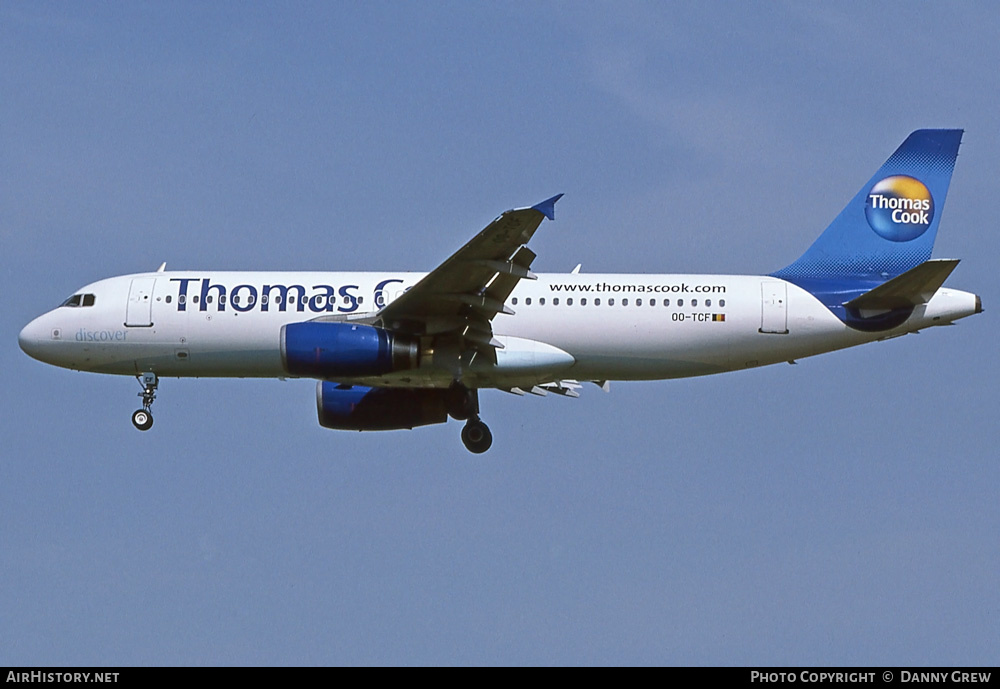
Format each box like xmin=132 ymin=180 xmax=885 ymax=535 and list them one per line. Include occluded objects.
xmin=60 ymin=293 xmax=96 ymax=307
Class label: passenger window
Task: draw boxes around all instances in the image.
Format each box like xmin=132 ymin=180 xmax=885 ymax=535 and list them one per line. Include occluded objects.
xmin=553 ymin=298 xmax=559 ymax=306
xmin=608 ymin=298 xmax=615 ymax=306
xmin=622 ymin=299 xmax=628 ymax=306
xmin=664 ymin=299 xmax=670 ymax=307
xmin=720 ymin=299 xmax=726 ymax=307
xmin=692 ymin=299 xmax=697 ymax=307
xmin=206 ymin=295 xmax=213 ymax=304
xmin=261 ymin=295 xmax=268 ymax=304
xmin=166 ymin=295 xmax=172 ymax=304
xmin=706 ymin=299 xmax=712 ymax=307
xmin=678 ymin=299 xmax=684 ymax=307
xmin=526 ymin=297 xmax=532 ymax=305
xmin=179 ymin=295 xmax=187 ymax=304
xmin=650 ymin=299 xmax=656 ymax=306
xmin=581 ymin=298 xmax=587 ymax=306
xmin=220 ymin=295 xmax=227 ymax=305
xmin=512 ymin=297 xmax=518 ymax=305
xmin=231 ymin=295 xmax=239 ymax=305
xmin=636 ymin=299 xmax=642 ymax=306
xmin=540 ymin=298 xmax=546 ymax=305
xmin=594 ymin=298 xmax=600 ymax=306
xmin=358 ymin=297 xmax=363 ymax=304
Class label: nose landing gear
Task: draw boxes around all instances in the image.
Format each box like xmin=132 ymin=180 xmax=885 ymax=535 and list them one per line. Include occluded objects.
xmin=131 ymin=372 xmax=158 ymax=431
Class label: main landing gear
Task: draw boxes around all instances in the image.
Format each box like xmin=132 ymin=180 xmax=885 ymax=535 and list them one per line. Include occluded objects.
xmin=447 ymin=382 xmax=492 ymax=454
xmin=461 ymin=418 xmax=492 ymax=454
xmin=131 ymin=372 xmax=158 ymax=431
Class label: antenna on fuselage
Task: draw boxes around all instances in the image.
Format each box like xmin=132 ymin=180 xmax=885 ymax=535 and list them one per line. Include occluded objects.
xmin=156 ymin=262 xmax=166 ymax=272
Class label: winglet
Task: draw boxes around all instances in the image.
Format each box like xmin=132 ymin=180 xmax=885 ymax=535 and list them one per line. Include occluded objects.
xmin=532 ymin=194 xmax=564 ymax=221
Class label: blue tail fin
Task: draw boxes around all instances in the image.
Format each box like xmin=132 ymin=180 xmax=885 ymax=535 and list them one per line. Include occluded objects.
xmin=772 ymin=129 xmax=962 ymax=280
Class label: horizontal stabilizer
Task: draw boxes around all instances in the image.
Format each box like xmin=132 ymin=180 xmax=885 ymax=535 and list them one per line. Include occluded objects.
xmin=844 ymin=259 xmax=959 ymax=311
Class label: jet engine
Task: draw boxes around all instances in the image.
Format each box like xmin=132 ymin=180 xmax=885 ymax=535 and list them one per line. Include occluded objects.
xmin=281 ymin=322 xmax=418 ymax=378
xmin=316 ymin=382 xmax=447 ymax=430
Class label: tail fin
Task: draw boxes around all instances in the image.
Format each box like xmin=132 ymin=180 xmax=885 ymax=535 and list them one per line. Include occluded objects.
xmin=772 ymin=129 xmax=962 ymax=280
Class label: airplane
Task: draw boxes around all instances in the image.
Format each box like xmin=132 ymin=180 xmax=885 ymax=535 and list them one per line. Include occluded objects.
xmin=18 ymin=129 xmax=981 ymax=453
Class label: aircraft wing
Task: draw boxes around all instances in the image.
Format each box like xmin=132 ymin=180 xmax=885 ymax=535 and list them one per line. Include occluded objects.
xmin=375 ymin=194 xmax=562 ymax=362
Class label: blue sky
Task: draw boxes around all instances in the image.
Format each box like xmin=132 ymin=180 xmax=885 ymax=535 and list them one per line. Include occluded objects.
xmin=2 ymin=2 xmax=997 ymax=665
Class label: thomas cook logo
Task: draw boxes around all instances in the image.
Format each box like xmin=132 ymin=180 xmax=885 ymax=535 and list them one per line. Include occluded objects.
xmin=865 ymin=175 xmax=934 ymax=242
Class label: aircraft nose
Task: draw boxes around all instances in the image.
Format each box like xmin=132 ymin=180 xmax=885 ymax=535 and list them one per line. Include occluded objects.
xmin=18 ymin=316 xmax=51 ymax=362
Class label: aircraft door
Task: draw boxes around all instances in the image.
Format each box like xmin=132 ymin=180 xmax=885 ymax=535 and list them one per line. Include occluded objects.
xmin=760 ymin=281 xmax=788 ymax=334
xmin=125 ymin=278 xmax=156 ymax=327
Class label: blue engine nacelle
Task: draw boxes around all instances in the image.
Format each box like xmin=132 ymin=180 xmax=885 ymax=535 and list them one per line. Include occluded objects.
xmin=316 ymin=382 xmax=448 ymax=430
xmin=281 ymin=322 xmax=418 ymax=378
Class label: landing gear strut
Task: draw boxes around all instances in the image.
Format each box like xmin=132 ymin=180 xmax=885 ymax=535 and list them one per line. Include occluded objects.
xmin=448 ymin=383 xmax=493 ymax=453
xmin=131 ymin=372 xmax=158 ymax=431
xmin=445 ymin=381 xmax=477 ymax=421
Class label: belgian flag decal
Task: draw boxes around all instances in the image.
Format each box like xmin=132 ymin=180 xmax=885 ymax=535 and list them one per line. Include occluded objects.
xmin=712 ymin=314 xmax=726 ymax=322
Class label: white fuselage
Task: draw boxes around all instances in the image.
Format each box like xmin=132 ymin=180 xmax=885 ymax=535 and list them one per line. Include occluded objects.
xmin=18 ymin=270 xmax=980 ymax=389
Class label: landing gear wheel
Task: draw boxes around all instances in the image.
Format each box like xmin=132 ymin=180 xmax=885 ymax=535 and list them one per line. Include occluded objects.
xmin=461 ymin=418 xmax=492 ymax=454
xmin=132 ymin=409 xmax=153 ymax=431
